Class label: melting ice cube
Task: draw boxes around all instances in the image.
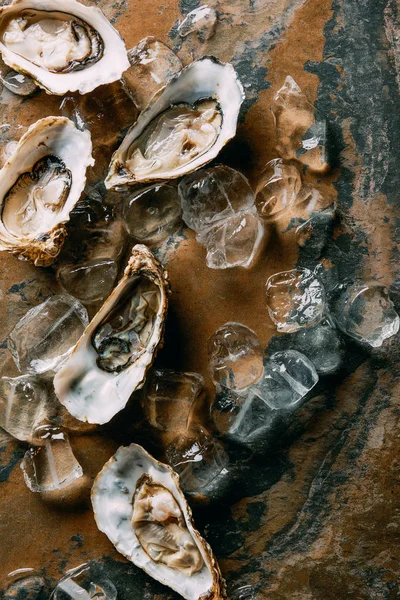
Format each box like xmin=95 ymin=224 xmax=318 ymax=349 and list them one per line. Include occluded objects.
xmin=51 ymin=562 xmax=117 ymax=600
xmin=178 ymin=6 xmax=217 ymax=41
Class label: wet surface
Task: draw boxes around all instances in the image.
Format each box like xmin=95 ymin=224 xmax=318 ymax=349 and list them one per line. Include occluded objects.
xmin=0 ymin=0 xmax=399 ymax=598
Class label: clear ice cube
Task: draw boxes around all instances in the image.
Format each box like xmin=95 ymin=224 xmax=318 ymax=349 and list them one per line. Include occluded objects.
xmin=57 ymin=259 xmax=118 ymax=305
xmin=211 ymin=388 xmax=275 ymax=442
xmin=4 ymin=572 xmax=45 ymax=600
xmin=123 ymin=183 xmax=182 ymax=243
xmin=51 ymin=562 xmax=117 ymax=600
xmin=295 ymin=205 xmax=336 ymax=250
xmin=166 ymin=424 xmax=229 ymax=494
xmin=271 ymin=76 xmax=328 ymax=173
xmin=333 ymin=282 xmax=399 ymax=347
xmin=199 ymin=210 xmax=264 ymax=270
xmin=208 ymin=322 xmax=264 ymax=392
xmin=21 ymin=426 xmax=83 ymax=492
xmin=254 ymin=350 xmax=318 ymax=409
xmin=266 ymin=268 xmax=326 ymax=333
xmin=178 ymin=6 xmax=217 ymax=40
xmin=179 ymin=165 xmax=255 ymax=233
xmin=291 ymin=318 xmax=343 ymax=374
xmin=121 ymin=37 xmax=182 ymax=110
xmin=8 ymin=294 xmax=89 ymax=375
xmin=255 ymin=158 xmax=303 ymax=222
xmin=143 ymin=369 xmax=204 ymax=431
xmin=1 ymin=70 xmax=38 ymax=96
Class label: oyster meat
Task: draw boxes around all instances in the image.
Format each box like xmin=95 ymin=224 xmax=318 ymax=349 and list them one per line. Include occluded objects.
xmin=0 ymin=116 xmax=93 ymax=266
xmin=106 ymin=57 xmax=244 ymax=189
xmin=0 ymin=0 xmax=129 ymax=95
xmin=92 ymin=443 xmax=226 ymax=600
xmin=54 ymin=245 xmax=169 ymax=424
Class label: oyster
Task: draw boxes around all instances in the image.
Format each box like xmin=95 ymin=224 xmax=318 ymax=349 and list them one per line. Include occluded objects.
xmin=106 ymin=57 xmax=244 ymax=189
xmin=54 ymin=245 xmax=169 ymax=424
xmin=0 ymin=116 xmax=93 ymax=266
xmin=92 ymin=443 xmax=226 ymax=600
xmin=0 ymin=0 xmax=129 ymax=95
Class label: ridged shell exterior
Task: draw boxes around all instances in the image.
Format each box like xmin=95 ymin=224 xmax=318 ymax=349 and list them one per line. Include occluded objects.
xmin=92 ymin=444 xmax=227 ymax=600
xmin=0 ymin=0 xmax=129 ymax=95
xmin=0 ymin=116 xmax=93 ymax=267
xmin=105 ymin=57 xmax=244 ymax=189
xmin=54 ymin=245 xmax=169 ymax=424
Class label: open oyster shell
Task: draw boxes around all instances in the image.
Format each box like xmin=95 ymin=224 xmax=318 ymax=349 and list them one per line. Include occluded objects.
xmin=54 ymin=245 xmax=169 ymax=424
xmin=0 ymin=116 xmax=93 ymax=266
xmin=0 ymin=0 xmax=129 ymax=95
xmin=92 ymin=443 xmax=227 ymax=600
xmin=105 ymin=57 xmax=244 ymax=189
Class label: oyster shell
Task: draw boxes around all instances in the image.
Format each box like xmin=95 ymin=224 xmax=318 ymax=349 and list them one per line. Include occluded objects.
xmin=0 ymin=116 xmax=93 ymax=266
xmin=105 ymin=57 xmax=244 ymax=189
xmin=54 ymin=245 xmax=169 ymax=424
xmin=92 ymin=443 xmax=226 ymax=600
xmin=0 ymin=0 xmax=129 ymax=95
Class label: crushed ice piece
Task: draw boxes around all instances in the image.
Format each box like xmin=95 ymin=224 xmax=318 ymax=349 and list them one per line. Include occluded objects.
xmin=178 ymin=6 xmax=217 ymax=40
xmin=60 ymin=96 xmax=87 ymax=131
xmin=211 ymin=388 xmax=275 ymax=442
xmin=166 ymin=424 xmax=229 ymax=494
xmin=122 ymin=37 xmax=182 ymax=110
xmin=21 ymin=426 xmax=83 ymax=492
xmin=4 ymin=571 xmax=45 ymax=600
xmin=333 ymin=282 xmax=399 ymax=347
xmin=266 ymin=268 xmax=326 ymax=333
xmin=295 ymin=205 xmax=336 ymax=250
xmin=208 ymin=322 xmax=264 ymax=392
xmin=123 ymin=183 xmax=182 ymax=243
xmin=1 ymin=70 xmax=38 ymax=96
xmin=51 ymin=562 xmax=117 ymax=600
xmin=271 ymin=76 xmax=328 ymax=172
xmin=179 ymin=165 xmax=255 ymax=233
xmin=8 ymin=294 xmax=89 ymax=375
xmin=255 ymin=158 xmax=304 ymax=222
xmin=254 ymin=350 xmax=318 ymax=409
xmin=143 ymin=369 xmax=204 ymax=431
xmin=199 ymin=209 xmax=264 ymax=269
xmin=57 ymin=259 xmax=118 ymax=305
xmin=291 ymin=318 xmax=343 ymax=374
xmin=179 ymin=165 xmax=264 ymax=269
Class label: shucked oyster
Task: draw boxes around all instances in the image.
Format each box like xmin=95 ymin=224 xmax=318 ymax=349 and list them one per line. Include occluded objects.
xmin=54 ymin=245 xmax=169 ymax=424
xmin=92 ymin=444 xmax=226 ymax=600
xmin=0 ymin=116 xmax=93 ymax=266
xmin=106 ymin=57 xmax=244 ymax=189
xmin=0 ymin=0 xmax=129 ymax=95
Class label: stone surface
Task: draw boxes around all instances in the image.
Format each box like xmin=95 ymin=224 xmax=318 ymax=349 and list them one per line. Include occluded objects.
xmin=51 ymin=562 xmax=117 ymax=600
xmin=8 ymin=294 xmax=89 ymax=375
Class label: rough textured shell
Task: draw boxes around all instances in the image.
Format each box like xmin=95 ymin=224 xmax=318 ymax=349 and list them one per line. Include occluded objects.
xmin=0 ymin=116 xmax=93 ymax=266
xmin=54 ymin=245 xmax=169 ymax=424
xmin=91 ymin=444 xmax=227 ymax=600
xmin=105 ymin=57 xmax=244 ymax=189
xmin=0 ymin=0 xmax=129 ymax=95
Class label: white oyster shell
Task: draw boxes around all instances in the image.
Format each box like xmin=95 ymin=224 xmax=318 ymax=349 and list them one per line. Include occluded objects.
xmin=0 ymin=0 xmax=129 ymax=95
xmin=92 ymin=443 xmax=227 ymax=600
xmin=54 ymin=245 xmax=169 ymax=424
xmin=105 ymin=57 xmax=244 ymax=189
xmin=0 ymin=116 xmax=93 ymax=266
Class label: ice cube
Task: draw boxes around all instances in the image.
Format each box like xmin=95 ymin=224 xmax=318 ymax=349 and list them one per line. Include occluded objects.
xmin=208 ymin=322 xmax=264 ymax=392
xmin=1 ymin=70 xmax=38 ymax=96
xmin=8 ymin=294 xmax=89 ymax=375
xmin=211 ymin=388 xmax=275 ymax=442
xmin=295 ymin=205 xmax=336 ymax=251
xmin=121 ymin=37 xmax=182 ymax=110
xmin=57 ymin=259 xmax=118 ymax=305
xmin=271 ymin=76 xmax=328 ymax=173
xmin=266 ymin=268 xmax=326 ymax=333
xmin=255 ymin=158 xmax=303 ymax=222
xmin=254 ymin=350 xmax=318 ymax=409
xmin=123 ymin=183 xmax=182 ymax=243
xmin=179 ymin=165 xmax=255 ymax=233
xmin=166 ymin=424 xmax=229 ymax=493
xmin=21 ymin=426 xmax=83 ymax=492
xmin=4 ymin=572 xmax=45 ymax=600
xmin=291 ymin=318 xmax=343 ymax=374
xmin=51 ymin=562 xmax=117 ymax=600
xmin=60 ymin=96 xmax=87 ymax=131
xmin=143 ymin=369 xmax=204 ymax=431
xmin=333 ymin=282 xmax=399 ymax=347
xmin=178 ymin=6 xmax=217 ymax=40
xmin=199 ymin=210 xmax=264 ymax=270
